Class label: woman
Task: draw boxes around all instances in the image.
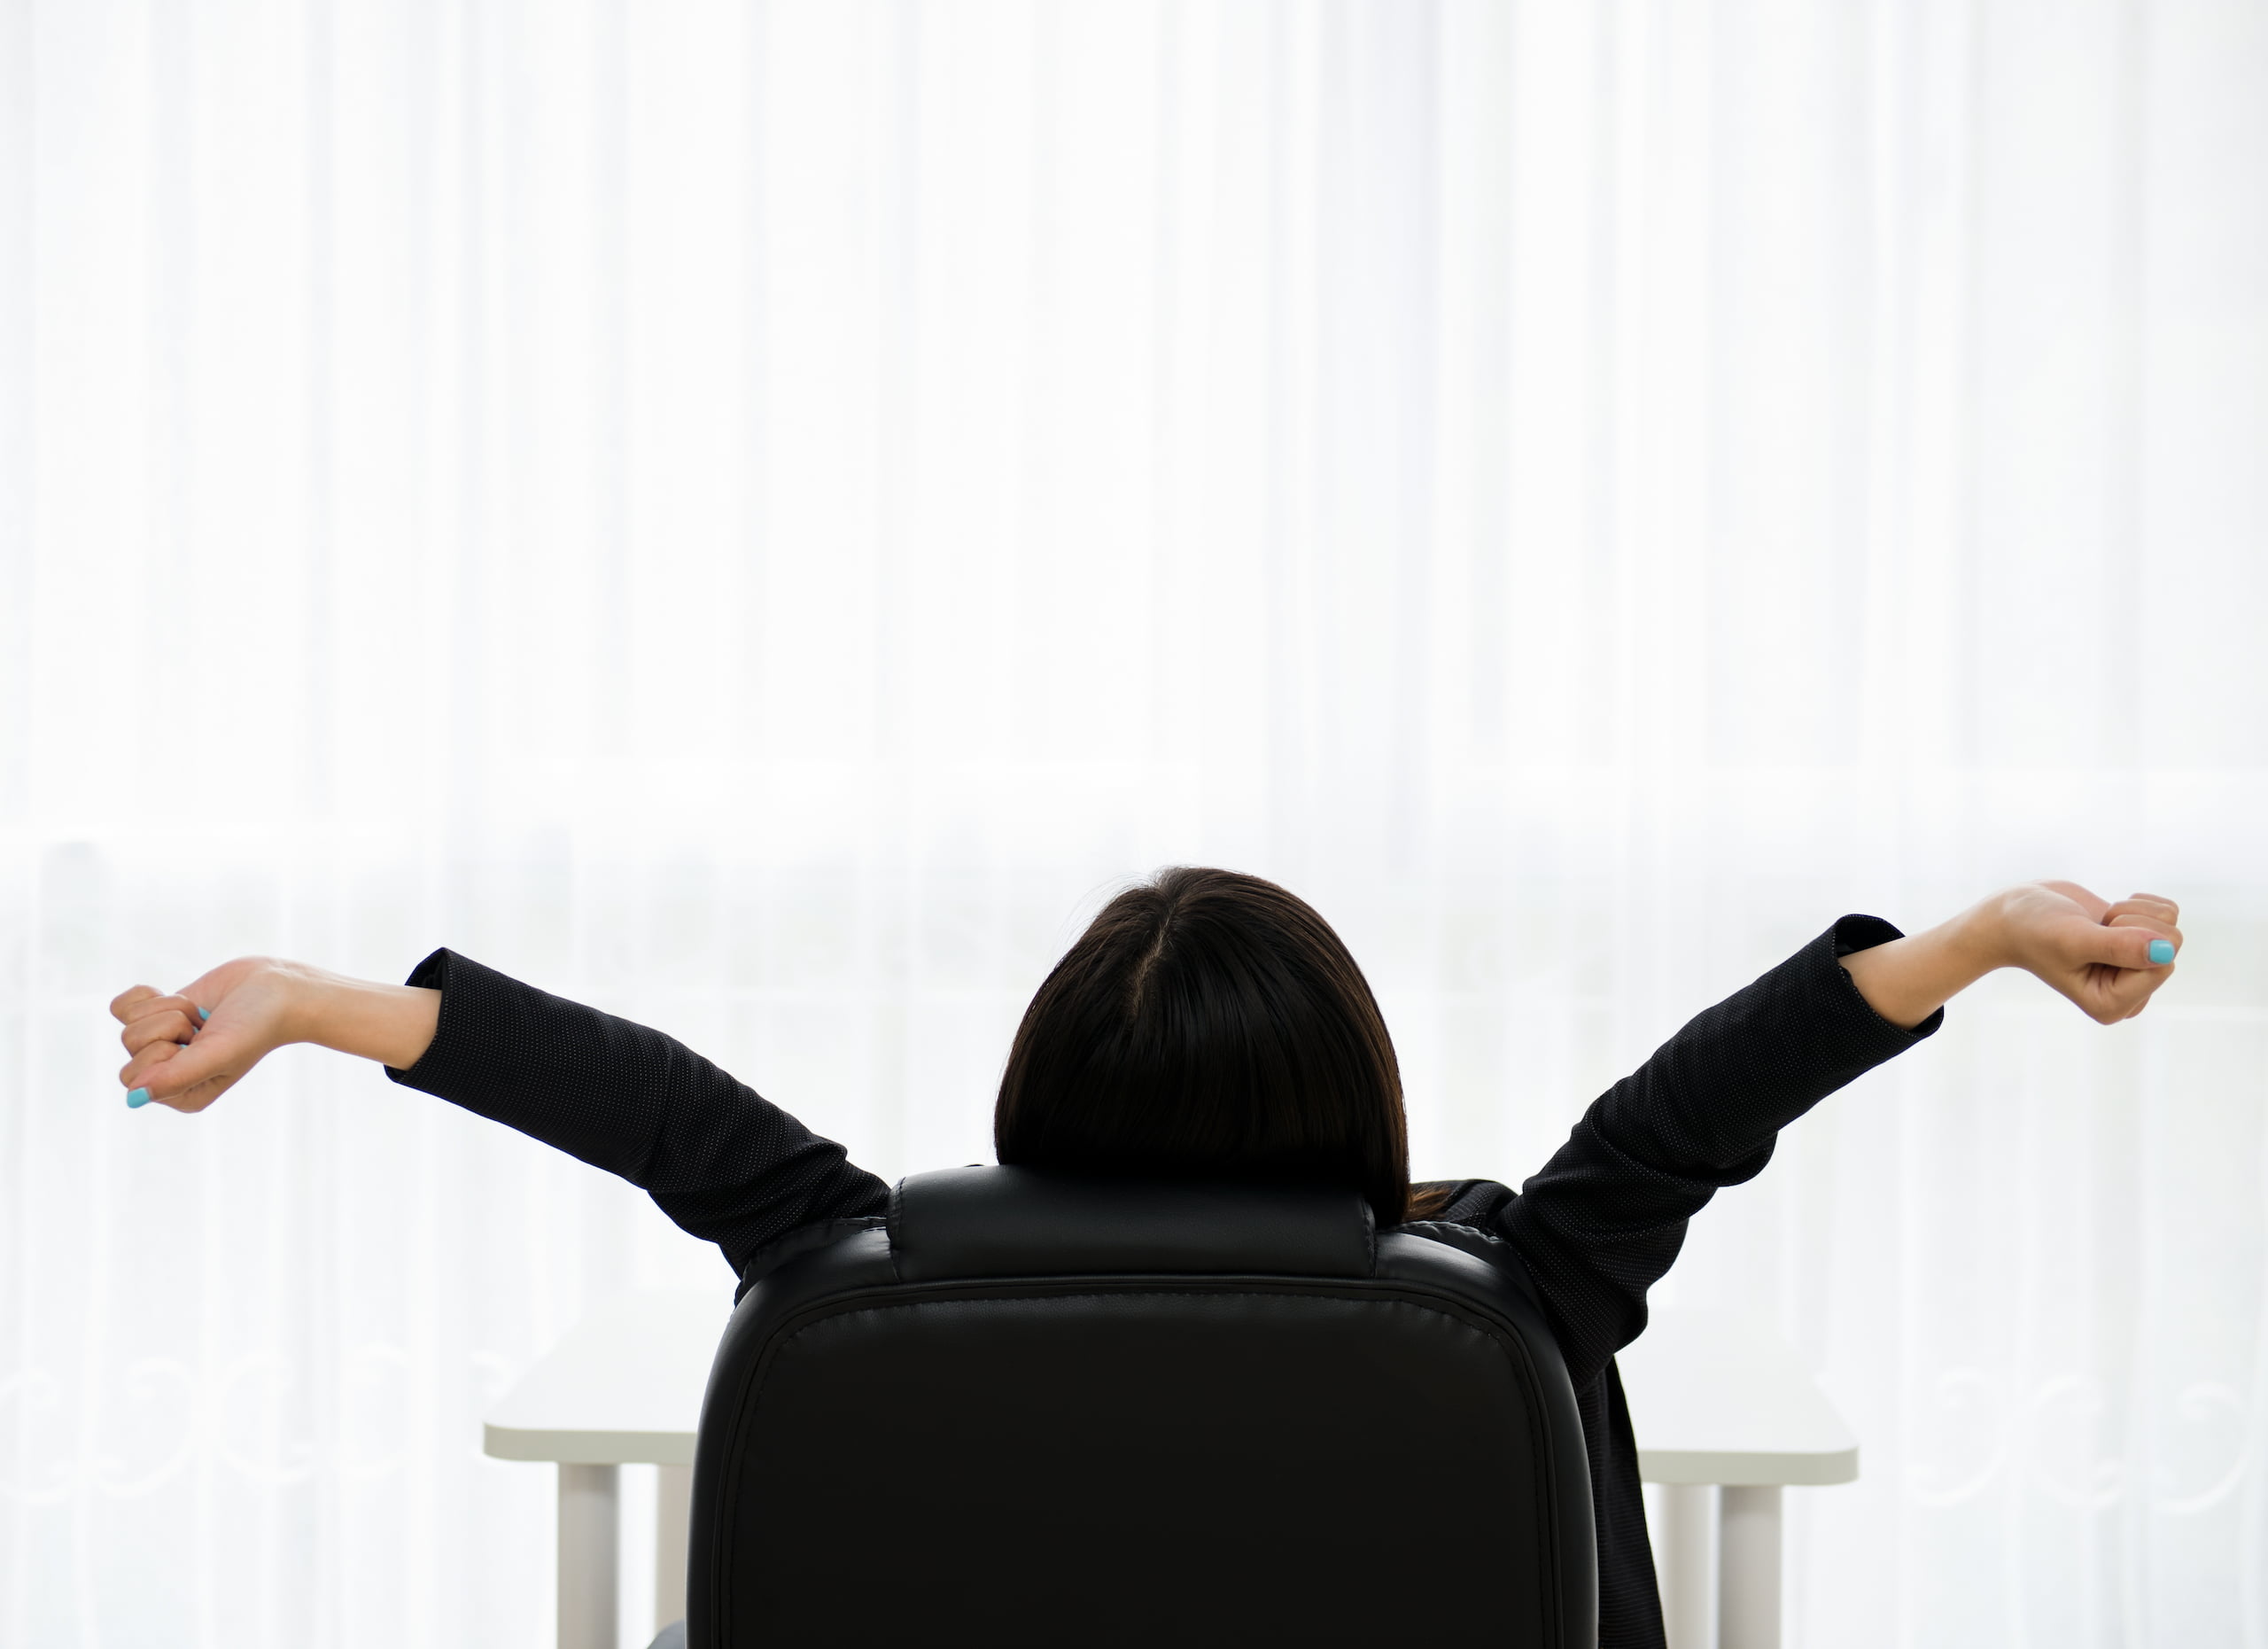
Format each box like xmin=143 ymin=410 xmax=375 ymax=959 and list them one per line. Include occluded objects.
xmin=110 ymin=869 xmax=2181 ymax=1649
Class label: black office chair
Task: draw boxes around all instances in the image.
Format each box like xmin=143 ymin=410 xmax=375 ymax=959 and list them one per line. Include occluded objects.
xmin=675 ymin=1165 xmax=1596 ymax=1647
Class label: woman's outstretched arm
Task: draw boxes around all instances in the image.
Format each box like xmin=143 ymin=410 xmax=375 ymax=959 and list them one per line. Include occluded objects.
xmin=109 ymin=949 xmax=891 ymax=1280
xmin=1492 ymin=880 xmax=2181 ymax=1391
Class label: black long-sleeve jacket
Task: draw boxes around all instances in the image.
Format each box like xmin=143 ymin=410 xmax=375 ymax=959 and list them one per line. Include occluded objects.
xmin=386 ymin=914 xmax=1938 ymax=1649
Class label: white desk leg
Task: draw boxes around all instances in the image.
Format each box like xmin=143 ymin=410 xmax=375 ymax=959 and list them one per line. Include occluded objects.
xmin=656 ymin=1465 xmax=692 ymax=1633
xmin=1718 ymin=1484 xmax=1782 ymax=1649
xmin=1656 ymin=1483 xmax=1716 ymax=1649
xmin=558 ymin=1463 xmax=619 ymax=1649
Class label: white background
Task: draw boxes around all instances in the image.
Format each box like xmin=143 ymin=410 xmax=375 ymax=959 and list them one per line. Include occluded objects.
xmin=4 ymin=1 xmax=2264 ymax=1644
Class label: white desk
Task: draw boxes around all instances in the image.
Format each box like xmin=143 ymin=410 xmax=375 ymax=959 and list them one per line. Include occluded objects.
xmin=1618 ymin=1303 xmax=1860 ymax=1649
xmin=486 ymin=1291 xmax=1856 ymax=1649
xmin=483 ymin=1291 xmax=729 ymax=1649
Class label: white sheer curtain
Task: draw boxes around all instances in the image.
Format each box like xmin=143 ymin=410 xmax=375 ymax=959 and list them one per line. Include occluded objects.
xmin=5 ymin=1 xmax=2264 ymax=1644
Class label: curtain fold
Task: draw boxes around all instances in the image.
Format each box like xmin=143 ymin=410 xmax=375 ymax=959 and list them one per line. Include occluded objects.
xmin=4 ymin=2 xmax=2264 ymax=1644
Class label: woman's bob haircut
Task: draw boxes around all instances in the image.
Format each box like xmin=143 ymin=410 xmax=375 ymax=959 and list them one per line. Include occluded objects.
xmin=995 ymin=866 xmax=1435 ymax=1226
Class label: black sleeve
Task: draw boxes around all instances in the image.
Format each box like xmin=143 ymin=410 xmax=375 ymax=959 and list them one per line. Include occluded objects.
xmin=1495 ymin=914 xmax=1940 ymax=1388
xmin=383 ymin=948 xmax=890 ymax=1278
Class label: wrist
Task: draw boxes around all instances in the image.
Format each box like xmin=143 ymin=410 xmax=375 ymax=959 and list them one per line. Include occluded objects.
xmin=1948 ymin=891 xmax=2019 ymax=976
xmin=269 ymin=960 xmax=338 ymax=1047
xmin=298 ymin=968 xmax=441 ymax=1069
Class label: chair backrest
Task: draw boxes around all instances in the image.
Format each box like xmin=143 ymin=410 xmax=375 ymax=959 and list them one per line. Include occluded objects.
xmin=685 ymin=1167 xmax=1596 ymax=1647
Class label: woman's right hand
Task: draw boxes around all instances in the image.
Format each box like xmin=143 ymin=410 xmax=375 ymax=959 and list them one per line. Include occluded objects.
xmin=110 ymin=957 xmax=317 ymax=1111
xmin=1990 ymin=881 xmax=2181 ymax=1024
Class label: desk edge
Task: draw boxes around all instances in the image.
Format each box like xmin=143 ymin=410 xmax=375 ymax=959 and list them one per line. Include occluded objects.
xmin=1636 ymin=1443 xmax=1860 ymax=1487
xmin=482 ymin=1421 xmax=698 ymax=1467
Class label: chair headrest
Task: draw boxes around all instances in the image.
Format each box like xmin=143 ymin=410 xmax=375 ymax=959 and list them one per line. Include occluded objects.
xmin=888 ymin=1166 xmax=1377 ymax=1282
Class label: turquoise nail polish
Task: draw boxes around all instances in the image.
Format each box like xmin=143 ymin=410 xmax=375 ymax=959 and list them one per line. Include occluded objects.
xmin=2149 ymin=938 xmax=2175 ymax=965
xmin=127 ymin=1087 xmax=151 ymax=1108
xmin=198 ymin=1006 xmax=209 ymax=1021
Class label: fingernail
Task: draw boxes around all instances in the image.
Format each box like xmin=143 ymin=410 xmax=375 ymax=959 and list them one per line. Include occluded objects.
xmin=197 ymin=1006 xmax=209 ymax=1021
xmin=2148 ymin=939 xmax=2175 ymax=965
xmin=127 ymin=1087 xmax=151 ymax=1108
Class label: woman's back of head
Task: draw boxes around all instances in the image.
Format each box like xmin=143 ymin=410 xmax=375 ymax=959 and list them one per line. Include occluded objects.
xmin=994 ymin=867 xmax=1421 ymax=1225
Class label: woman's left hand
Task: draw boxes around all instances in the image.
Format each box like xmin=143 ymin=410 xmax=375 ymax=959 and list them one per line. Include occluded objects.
xmin=111 ymin=956 xmax=312 ymax=1111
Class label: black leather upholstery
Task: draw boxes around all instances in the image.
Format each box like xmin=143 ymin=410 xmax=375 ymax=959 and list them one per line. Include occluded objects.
xmin=685 ymin=1168 xmax=1597 ymax=1647
xmin=890 ymin=1164 xmax=1378 ymax=1280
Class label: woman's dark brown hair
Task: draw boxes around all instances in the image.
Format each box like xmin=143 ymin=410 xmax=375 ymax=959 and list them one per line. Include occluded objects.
xmin=994 ymin=866 xmax=1447 ymax=1225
